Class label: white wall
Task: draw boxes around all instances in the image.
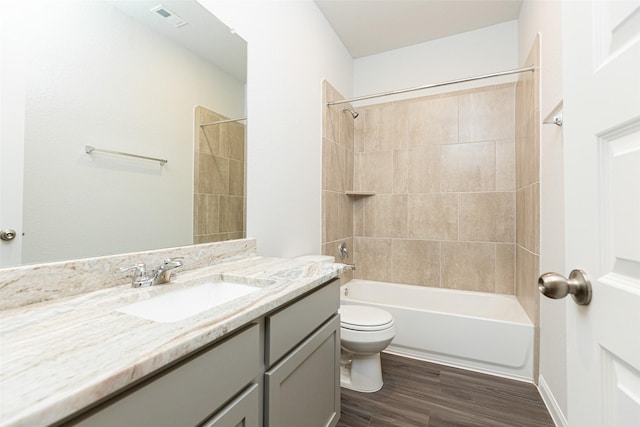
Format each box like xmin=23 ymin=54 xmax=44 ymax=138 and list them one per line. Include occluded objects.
xmin=518 ymin=1 xmax=568 ymax=425
xmin=199 ymin=0 xmax=353 ymax=258
xmin=353 ymin=20 xmax=519 ymax=104
xmin=5 ymin=2 xmax=245 ymax=264
xmin=0 ymin=16 xmax=26 ymax=267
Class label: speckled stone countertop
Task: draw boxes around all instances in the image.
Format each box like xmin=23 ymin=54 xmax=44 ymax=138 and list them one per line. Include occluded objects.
xmin=0 ymin=242 xmax=343 ymax=427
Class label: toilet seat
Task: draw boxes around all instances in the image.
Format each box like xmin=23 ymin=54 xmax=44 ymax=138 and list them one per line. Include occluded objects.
xmin=340 ymin=305 xmax=394 ymax=331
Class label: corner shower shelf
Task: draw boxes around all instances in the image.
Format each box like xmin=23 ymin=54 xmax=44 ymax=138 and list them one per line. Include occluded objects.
xmin=345 ymin=191 xmax=375 ymax=197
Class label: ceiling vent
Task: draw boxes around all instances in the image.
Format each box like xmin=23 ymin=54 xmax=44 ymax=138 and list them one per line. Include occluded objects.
xmin=150 ymin=5 xmax=187 ymax=28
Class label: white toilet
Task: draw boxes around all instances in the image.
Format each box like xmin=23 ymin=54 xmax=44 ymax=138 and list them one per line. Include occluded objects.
xmin=296 ymin=255 xmax=396 ymax=393
xmin=339 ymin=304 xmax=396 ymax=392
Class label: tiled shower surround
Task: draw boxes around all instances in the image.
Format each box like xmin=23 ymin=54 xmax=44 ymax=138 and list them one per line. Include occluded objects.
xmin=194 ymin=106 xmax=246 ymax=244
xmin=515 ymin=37 xmax=541 ymax=325
xmin=323 ymin=67 xmax=540 ymax=317
xmin=323 ymin=43 xmax=540 ymax=379
xmin=322 ymin=83 xmax=355 ymax=284
xmin=323 ymin=81 xmax=518 ymax=294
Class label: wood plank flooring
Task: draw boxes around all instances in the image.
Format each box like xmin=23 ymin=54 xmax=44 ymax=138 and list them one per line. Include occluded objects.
xmin=337 ymin=353 xmax=554 ymax=427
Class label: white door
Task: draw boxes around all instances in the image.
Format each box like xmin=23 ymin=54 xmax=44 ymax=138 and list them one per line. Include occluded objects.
xmin=0 ymin=5 xmax=25 ymax=267
xmin=562 ymin=1 xmax=640 ymax=426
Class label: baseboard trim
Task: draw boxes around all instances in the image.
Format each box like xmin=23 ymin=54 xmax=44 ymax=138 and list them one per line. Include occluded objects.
xmin=538 ymin=375 xmax=568 ymax=427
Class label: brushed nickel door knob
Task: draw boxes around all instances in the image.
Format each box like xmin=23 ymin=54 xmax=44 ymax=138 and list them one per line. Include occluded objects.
xmin=0 ymin=229 xmax=17 ymax=241
xmin=538 ymin=269 xmax=592 ymax=305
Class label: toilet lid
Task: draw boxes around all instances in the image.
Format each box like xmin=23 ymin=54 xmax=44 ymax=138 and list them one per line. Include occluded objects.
xmin=340 ymin=305 xmax=394 ymax=331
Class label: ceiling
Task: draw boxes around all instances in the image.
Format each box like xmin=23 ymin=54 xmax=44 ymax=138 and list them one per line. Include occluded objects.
xmin=314 ymin=0 xmax=523 ymax=58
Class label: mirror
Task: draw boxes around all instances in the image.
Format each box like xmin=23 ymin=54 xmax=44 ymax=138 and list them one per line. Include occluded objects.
xmin=1 ymin=0 xmax=247 ymax=267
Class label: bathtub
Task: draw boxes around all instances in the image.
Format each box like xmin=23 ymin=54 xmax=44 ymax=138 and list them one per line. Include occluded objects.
xmin=341 ymin=279 xmax=534 ymax=382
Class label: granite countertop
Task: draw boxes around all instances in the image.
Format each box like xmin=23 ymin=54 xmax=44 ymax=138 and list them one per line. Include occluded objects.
xmin=0 ymin=255 xmax=343 ymax=427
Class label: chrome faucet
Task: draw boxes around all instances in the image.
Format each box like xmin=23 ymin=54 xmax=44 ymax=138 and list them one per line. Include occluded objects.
xmin=338 ymin=242 xmax=356 ymax=270
xmin=120 ymin=258 xmax=184 ymax=288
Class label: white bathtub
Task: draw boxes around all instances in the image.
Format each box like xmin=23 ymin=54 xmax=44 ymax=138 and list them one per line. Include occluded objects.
xmin=341 ymin=279 xmax=534 ymax=381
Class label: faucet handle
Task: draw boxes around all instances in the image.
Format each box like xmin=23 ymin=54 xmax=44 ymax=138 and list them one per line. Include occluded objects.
xmin=163 ymin=257 xmax=184 ymax=266
xmin=119 ymin=263 xmax=150 ymax=287
xmin=151 ymin=257 xmax=184 ymax=285
xmin=120 ymin=263 xmax=148 ymax=276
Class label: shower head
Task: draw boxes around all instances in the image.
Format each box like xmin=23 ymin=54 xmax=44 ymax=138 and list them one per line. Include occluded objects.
xmin=342 ymin=107 xmax=359 ymax=119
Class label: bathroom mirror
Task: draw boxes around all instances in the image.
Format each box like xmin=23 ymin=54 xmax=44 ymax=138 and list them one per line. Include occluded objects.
xmin=0 ymin=0 xmax=247 ymax=267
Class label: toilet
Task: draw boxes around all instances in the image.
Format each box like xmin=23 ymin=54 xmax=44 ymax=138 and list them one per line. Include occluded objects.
xmin=296 ymin=255 xmax=396 ymax=393
xmin=339 ymin=304 xmax=396 ymax=392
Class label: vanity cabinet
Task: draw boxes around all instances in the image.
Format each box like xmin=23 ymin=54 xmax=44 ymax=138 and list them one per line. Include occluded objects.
xmin=65 ymin=323 xmax=260 ymax=427
xmin=61 ymin=278 xmax=340 ymax=427
xmin=264 ymin=279 xmax=340 ymax=427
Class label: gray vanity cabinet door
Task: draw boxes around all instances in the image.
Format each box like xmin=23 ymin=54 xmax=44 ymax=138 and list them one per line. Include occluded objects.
xmin=201 ymin=383 xmax=259 ymax=427
xmin=264 ymin=315 xmax=340 ymax=427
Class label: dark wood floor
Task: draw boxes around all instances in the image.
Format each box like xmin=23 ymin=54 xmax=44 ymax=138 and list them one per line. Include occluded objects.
xmin=337 ymin=353 xmax=554 ymax=427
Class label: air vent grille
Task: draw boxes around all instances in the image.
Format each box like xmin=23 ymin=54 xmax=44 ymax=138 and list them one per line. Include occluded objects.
xmin=150 ymin=5 xmax=187 ymax=28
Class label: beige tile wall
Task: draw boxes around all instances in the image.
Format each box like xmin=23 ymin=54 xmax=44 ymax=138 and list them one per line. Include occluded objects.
xmin=193 ymin=106 xmax=246 ymax=244
xmin=515 ymin=36 xmax=541 ymax=382
xmin=322 ymin=72 xmax=539 ymax=374
xmin=515 ymin=37 xmax=540 ymax=324
xmin=351 ymin=84 xmax=517 ymax=294
xmin=322 ymin=81 xmax=355 ymax=283
xmin=321 ymin=81 xmax=538 ymax=299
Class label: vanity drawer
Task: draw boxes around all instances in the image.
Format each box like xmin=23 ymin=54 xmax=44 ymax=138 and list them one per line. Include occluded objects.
xmin=265 ymin=279 xmax=339 ymax=366
xmin=67 ymin=323 xmax=259 ymax=427
xmin=202 ymin=383 xmax=260 ymax=427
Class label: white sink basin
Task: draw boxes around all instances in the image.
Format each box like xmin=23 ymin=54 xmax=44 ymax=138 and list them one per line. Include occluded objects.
xmin=117 ymin=282 xmax=260 ymax=323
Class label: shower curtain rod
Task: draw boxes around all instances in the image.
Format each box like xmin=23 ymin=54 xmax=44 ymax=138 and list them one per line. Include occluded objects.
xmin=327 ymin=65 xmax=535 ymax=106
xmin=199 ymin=117 xmax=247 ymax=128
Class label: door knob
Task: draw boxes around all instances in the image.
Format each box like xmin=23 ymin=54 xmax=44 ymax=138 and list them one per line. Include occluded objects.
xmin=538 ymin=269 xmax=592 ymax=305
xmin=0 ymin=229 xmax=17 ymax=241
